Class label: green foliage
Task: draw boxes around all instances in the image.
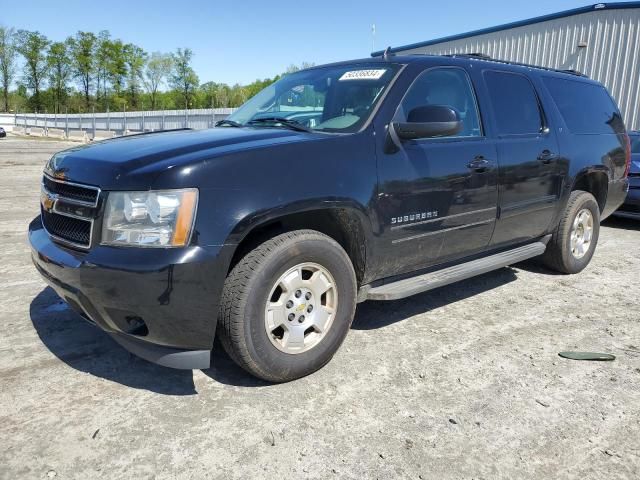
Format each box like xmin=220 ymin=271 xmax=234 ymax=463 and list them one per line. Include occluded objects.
xmin=105 ymin=39 xmax=127 ymax=98
xmin=124 ymin=44 xmax=147 ymax=108
xmin=47 ymin=41 xmax=71 ymax=113
xmin=0 ymin=26 xmax=18 ymax=112
xmin=144 ymin=52 xmax=173 ymax=110
xmin=3 ymin=24 xmax=315 ymax=113
xmin=67 ymin=31 xmax=96 ymax=108
xmin=15 ymin=30 xmax=50 ymax=111
xmin=170 ymin=48 xmax=199 ymax=108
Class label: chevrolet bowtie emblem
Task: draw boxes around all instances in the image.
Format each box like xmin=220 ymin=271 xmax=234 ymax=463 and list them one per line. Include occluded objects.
xmin=40 ymin=189 xmax=57 ymax=212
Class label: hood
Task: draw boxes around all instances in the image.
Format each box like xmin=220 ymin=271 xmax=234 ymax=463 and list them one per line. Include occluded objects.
xmin=45 ymin=127 xmax=321 ymax=189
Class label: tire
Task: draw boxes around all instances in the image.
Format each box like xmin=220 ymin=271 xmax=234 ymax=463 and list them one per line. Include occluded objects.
xmin=217 ymin=230 xmax=357 ymax=382
xmin=543 ymin=190 xmax=600 ymax=274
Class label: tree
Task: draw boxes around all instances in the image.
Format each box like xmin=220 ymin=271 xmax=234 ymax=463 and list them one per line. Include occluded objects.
xmin=124 ymin=44 xmax=147 ymax=108
xmin=144 ymin=52 xmax=172 ymax=110
xmin=47 ymin=41 xmax=71 ymax=113
xmin=229 ymin=83 xmax=247 ymax=106
xmin=0 ymin=26 xmax=17 ymax=112
xmin=106 ymin=39 xmax=127 ymax=99
xmin=170 ymin=48 xmax=199 ymax=108
xmin=284 ymin=62 xmax=315 ymax=75
xmin=67 ymin=31 xmax=97 ymax=108
xmin=94 ymin=30 xmax=111 ymax=108
xmin=15 ymin=30 xmax=50 ymax=111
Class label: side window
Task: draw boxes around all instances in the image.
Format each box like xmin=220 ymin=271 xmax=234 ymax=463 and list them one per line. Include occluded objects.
xmin=542 ymin=76 xmax=624 ymax=135
xmin=397 ymin=68 xmax=482 ymax=138
xmin=484 ymin=71 xmax=543 ymax=135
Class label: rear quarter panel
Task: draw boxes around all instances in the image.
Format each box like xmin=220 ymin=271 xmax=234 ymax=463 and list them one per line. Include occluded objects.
xmin=537 ymin=73 xmax=628 ymax=220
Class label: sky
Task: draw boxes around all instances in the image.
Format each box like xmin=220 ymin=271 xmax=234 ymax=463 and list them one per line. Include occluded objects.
xmin=4 ymin=0 xmax=596 ymax=86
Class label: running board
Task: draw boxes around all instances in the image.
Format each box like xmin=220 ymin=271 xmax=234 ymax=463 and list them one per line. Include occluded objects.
xmin=365 ymin=239 xmax=549 ymax=301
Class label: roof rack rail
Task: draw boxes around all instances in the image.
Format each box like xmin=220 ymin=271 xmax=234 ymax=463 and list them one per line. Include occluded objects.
xmin=559 ymin=68 xmax=587 ymax=76
xmin=456 ymin=52 xmax=491 ymax=59
xmin=445 ymin=53 xmax=588 ymax=77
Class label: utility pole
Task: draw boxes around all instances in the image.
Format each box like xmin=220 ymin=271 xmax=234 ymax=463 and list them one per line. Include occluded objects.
xmin=371 ymin=24 xmax=376 ymax=53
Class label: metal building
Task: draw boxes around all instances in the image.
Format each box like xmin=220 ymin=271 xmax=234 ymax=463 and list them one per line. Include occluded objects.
xmin=373 ymin=2 xmax=640 ymax=130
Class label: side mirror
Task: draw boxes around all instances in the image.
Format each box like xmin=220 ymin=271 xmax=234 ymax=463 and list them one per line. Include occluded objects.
xmin=393 ymin=105 xmax=462 ymax=140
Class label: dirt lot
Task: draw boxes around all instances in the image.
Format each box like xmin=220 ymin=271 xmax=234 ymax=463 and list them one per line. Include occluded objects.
xmin=1 ymin=136 xmax=639 ymax=479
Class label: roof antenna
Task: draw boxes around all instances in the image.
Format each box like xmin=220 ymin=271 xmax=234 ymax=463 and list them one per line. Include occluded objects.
xmin=383 ymin=46 xmax=394 ymax=59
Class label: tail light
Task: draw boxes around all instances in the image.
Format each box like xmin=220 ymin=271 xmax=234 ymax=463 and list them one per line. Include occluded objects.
xmin=624 ymin=132 xmax=631 ymax=178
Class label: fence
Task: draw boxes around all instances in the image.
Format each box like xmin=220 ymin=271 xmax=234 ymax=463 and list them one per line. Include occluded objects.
xmin=10 ymin=108 xmax=236 ymax=138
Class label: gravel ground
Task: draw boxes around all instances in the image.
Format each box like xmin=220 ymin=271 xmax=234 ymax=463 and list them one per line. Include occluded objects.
xmin=1 ymin=136 xmax=639 ymax=480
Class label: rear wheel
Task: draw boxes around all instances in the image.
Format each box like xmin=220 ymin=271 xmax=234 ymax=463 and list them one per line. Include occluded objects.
xmin=543 ymin=190 xmax=600 ymax=274
xmin=217 ymin=230 xmax=357 ymax=382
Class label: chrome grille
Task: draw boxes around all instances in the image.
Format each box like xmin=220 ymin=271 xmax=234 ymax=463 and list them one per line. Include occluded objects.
xmin=42 ymin=210 xmax=92 ymax=246
xmin=42 ymin=174 xmax=100 ymax=206
xmin=41 ymin=174 xmax=100 ymax=249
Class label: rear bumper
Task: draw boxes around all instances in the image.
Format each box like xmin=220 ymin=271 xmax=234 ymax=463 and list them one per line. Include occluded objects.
xmin=29 ymin=215 xmax=233 ymax=369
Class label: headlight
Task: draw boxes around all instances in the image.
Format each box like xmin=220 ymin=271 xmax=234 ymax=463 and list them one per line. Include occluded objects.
xmin=101 ymin=188 xmax=198 ymax=247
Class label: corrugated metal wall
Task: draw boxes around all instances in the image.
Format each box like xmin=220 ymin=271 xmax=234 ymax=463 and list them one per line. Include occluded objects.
xmin=396 ymin=8 xmax=640 ymax=130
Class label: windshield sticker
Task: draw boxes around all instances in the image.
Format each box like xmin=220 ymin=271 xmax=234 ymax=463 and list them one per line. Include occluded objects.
xmin=339 ymin=69 xmax=387 ymax=81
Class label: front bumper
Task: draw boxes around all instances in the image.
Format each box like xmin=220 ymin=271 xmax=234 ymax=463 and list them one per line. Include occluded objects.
xmin=29 ymin=215 xmax=233 ymax=369
xmin=614 ymin=176 xmax=640 ymax=219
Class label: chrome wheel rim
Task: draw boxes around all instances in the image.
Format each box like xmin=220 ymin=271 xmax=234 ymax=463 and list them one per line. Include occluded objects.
xmin=570 ymin=208 xmax=594 ymax=259
xmin=264 ymin=262 xmax=338 ymax=354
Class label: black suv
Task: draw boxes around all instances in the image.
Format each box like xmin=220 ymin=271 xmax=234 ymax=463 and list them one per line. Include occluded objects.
xmin=30 ymin=55 xmax=631 ymax=382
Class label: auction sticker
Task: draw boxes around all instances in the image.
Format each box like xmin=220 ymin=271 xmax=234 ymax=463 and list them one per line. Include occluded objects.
xmin=339 ymin=69 xmax=387 ymax=81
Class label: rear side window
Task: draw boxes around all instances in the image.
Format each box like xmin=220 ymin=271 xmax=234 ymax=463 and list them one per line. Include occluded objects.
xmin=542 ymin=76 xmax=624 ymax=134
xmin=484 ymin=71 xmax=543 ymax=135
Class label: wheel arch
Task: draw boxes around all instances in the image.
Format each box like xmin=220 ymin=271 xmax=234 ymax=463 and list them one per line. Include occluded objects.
xmin=224 ymin=201 xmax=373 ymax=285
xmin=571 ymin=167 xmax=609 ymax=214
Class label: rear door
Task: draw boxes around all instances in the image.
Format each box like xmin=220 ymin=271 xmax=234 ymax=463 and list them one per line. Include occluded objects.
xmin=482 ymin=70 xmax=563 ymax=246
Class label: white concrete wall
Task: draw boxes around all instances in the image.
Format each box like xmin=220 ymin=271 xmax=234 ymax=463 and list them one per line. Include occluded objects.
xmin=0 ymin=113 xmax=15 ymax=131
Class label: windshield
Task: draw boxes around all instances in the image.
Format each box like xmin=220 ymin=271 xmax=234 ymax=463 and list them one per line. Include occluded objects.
xmin=226 ymin=63 xmax=400 ymax=133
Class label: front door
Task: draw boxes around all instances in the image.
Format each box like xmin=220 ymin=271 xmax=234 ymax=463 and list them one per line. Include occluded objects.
xmin=375 ymin=67 xmax=499 ymax=279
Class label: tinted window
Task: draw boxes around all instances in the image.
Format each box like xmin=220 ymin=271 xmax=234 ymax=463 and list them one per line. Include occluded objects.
xmin=397 ymin=68 xmax=482 ymax=137
xmin=543 ymin=76 xmax=624 ymax=134
xmin=484 ymin=71 xmax=543 ymax=135
xmin=629 ymin=135 xmax=640 ymax=154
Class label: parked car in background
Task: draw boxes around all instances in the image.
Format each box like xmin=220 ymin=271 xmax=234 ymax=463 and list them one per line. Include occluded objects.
xmin=29 ymin=54 xmax=631 ymax=382
xmin=615 ymin=131 xmax=640 ymax=219
xmin=0 ymin=127 xmax=6 ymax=138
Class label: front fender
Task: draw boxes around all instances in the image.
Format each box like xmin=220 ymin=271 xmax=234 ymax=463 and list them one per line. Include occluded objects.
xmin=217 ymin=198 xmax=377 ymax=284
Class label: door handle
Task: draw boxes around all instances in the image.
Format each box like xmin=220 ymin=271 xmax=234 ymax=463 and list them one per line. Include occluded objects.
xmin=537 ymin=150 xmax=557 ymax=164
xmin=467 ymin=156 xmax=490 ymax=172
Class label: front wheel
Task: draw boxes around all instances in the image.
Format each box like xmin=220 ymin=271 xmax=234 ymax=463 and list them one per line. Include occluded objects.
xmin=217 ymin=230 xmax=357 ymax=382
xmin=543 ymin=190 xmax=600 ymax=274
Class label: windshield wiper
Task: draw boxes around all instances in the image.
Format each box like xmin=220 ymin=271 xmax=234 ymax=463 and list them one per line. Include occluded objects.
xmin=215 ymin=119 xmax=243 ymax=128
xmin=247 ymin=117 xmax=312 ymax=132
